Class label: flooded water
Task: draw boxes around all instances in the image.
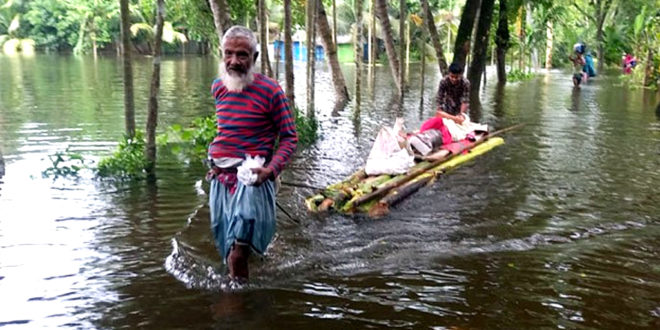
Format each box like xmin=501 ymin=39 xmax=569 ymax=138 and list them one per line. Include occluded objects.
xmin=1 ymin=54 xmax=659 ymax=329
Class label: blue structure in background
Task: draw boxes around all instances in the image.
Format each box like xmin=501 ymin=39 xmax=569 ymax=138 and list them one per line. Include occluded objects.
xmin=273 ymin=40 xmax=324 ymax=61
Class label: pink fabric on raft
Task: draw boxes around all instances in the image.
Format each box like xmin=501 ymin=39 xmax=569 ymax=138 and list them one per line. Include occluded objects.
xmin=419 ymin=117 xmax=453 ymax=145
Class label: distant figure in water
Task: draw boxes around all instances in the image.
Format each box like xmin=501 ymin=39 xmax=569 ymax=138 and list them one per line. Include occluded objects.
xmin=205 ymin=26 xmax=297 ymax=288
xmin=622 ymin=53 xmax=637 ymax=74
xmin=569 ymin=43 xmax=587 ymax=88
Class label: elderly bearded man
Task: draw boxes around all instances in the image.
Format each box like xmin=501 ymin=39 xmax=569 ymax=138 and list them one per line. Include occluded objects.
xmin=206 ymin=26 xmax=297 ymax=286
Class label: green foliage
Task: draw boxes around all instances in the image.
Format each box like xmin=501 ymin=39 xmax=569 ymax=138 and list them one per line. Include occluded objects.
xmin=42 ymin=147 xmax=87 ymax=179
xmin=293 ymin=106 xmax=319 ymax=147
xmin=157 ymin=115 xmax=216 ymax=159
xmin=96 ymin=132 xmax=148 ymax=179
xmin=506 ymin=68 xmax=534 ymax=82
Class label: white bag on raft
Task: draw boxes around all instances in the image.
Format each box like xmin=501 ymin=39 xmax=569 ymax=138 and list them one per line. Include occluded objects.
xmin=365 ymin=118 xmax=415 ymax=176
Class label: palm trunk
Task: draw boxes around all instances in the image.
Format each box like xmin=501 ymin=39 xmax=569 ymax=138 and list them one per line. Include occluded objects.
xmin=306 ymin=0 xmax=317 ymax=118
xmin=317 ymin=1 xmax=349 ymax=105
xmin=355 ymin=0 xmax=364 ymax=108
xmin=332 ymin=0 xmax=337 ymax=46
xmin=119 ymin=0 xmax=135 ymax=138
xmin=643 ymin=47 xmax=654 ymax=87
xmin=146 ymin=0 xmax=165 ymax=177
xmin=369 ymin=0 xmax=377 ymax=86
xmin=284 ymin=0 xmax=295 ymax=110
xmin=494 ymin=0 xmax=508 ymax=84
xmin=208 ymin=0 xmax=231 ymax=55
xmin=421 ymin=0 xmax=448 ymax=76
xmin=545 ymin=20 xmax=553 ymax=68
xmin=399 ymin=0 xmax=406 ymax=97
xmin=419 ymin=31 xmax=426 ymax=110
xmin=258 ymin=0 xmax=273 ymax=77
xmin=468 ymin=0 xmax=494 ymax=95
xmin=375 ymin=0 xmax=401 ymax=95
xmin=453 ymin=0 xmax=481 ymax=68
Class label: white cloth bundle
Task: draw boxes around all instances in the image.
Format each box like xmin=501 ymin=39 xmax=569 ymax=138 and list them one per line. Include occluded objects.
xmin=237 ymin=155 xmax=266 ymax=185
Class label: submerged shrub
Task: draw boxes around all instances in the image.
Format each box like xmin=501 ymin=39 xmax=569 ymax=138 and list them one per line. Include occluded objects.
xmin=42 ymin=148 xmax=87 ymax=179
xmin=97 ymin=132 xmax=148 ymax=179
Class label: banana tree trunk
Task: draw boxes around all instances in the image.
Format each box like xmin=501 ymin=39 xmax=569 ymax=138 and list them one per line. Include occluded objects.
xmin=421 ymin=0 xmax=448 ymax=76
xmin=119 ymin=0 xmax=135 ymax=138
xmin=284 ymin=0 xmax=295 ymax=110
xmin=374 ymin=0 xmax=401 ymax=95
xmin=317 ymin=0 xmax=349 ymax=105
xmin=146 ymin=0 xmax=165 ymax=177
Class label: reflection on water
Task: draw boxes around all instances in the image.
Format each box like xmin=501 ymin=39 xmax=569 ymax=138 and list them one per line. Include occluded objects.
xmin=1 ymin=55 xmax=659 ymax=329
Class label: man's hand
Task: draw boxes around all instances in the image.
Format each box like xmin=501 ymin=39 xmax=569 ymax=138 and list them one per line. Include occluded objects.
xmin=251 ymin=167 xmax=273 ymax=185
xmin=453 ymin=114 xmax=465 ymax=124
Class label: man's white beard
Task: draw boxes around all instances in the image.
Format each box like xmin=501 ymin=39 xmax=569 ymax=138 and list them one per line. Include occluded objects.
xmin=219 ymin=62 xmax=254 ymax=92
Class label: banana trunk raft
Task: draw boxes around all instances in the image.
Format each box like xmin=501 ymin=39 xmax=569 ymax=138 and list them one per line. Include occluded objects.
xmin=305 ymin=125 xmax=521 ymax=217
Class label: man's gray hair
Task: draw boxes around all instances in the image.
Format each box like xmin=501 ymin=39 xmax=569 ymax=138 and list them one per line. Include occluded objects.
xmin=221 ymin=26 xmax=258 ymax=54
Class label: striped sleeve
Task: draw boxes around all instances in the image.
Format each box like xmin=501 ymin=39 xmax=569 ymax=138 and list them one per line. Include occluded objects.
xmin=266 ymin=85 xmax=297 ymax=177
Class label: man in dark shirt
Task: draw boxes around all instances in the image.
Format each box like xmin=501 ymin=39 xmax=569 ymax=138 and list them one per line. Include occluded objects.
xmin=436 ymin=62 xmax=470 ymax=124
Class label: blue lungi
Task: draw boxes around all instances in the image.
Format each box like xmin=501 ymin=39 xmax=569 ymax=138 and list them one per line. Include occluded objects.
xmin=209 ymin=179 xmax=276 ymax=261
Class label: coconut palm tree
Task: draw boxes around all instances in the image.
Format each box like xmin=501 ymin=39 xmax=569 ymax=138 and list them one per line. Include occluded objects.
xmin=452 ymin=0 xmax=480 ymax=68
xmin=145 ymin=0 xmax=165 ymax=177
xmin=375 ymin=0 xmax=401 ymax=95
xmin=467 ymin=0 xmax=495 ymax=94
xmin=495 ymin=0 xmax=509 ymax=83
xmin=208 ymin=0 xmax=231 ymax=55
xmin=119 ymin=0 xmax=135 ymax=138
xmin=317 ymin=0 xmax=350 ymax=106
xmin=283 ymin=0 xmax=294 ymax=110
xmin=421 ymin=0 xmax=448 ymax=75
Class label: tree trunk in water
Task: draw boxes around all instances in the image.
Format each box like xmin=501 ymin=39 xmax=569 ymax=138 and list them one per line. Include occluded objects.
xmin=355 ymin=0 xmax=364 ymax=109
xmin=208 ymin=0 xmax=231 ymax=55
xmin=332 ymin=0 xmax=337 ymax=47
xmin=545 ymin=20 xmax=553 ymax=68
xmin=467 ymin=0 xmax=494 ymax=94
xmin=421 ymin=0 xmax=448 ymax=76
xmin=274 ymin=32 xmax=281 ymax=79
xmin=284 ymin=0 xmax=295 ymax=110
xmin=317 ymin=1 xmax=349 ymax=105
xmin=146 ymin=0 xmax=165 ymax=177
xmin=495 ymin=0 xmax=508 ymax=84
xmin=258 ymin=0 xmax=273 ymax=77
xmin=643 ymin=47 xmax=654 ymax=87
xmin=375 ymin=0 xmax=401 ymax=95
xmin=119 ymin=0 xmax=135 ymax=138
xmin=399 ymin=0 xmax=406 ymax=97
xmin=306 ymin=0 xmax=317 ymax=118
xmin=419 ymin=30 xmax=426 ymax=110
xmin=453 ymin=0 xmax=481 ymax=68
xmin=369 ymin=0 xmax=377 ymax=89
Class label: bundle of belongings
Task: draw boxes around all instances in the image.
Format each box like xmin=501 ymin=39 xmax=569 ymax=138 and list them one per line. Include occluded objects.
xmin=365 ymin=116 xmax=488 ymax=175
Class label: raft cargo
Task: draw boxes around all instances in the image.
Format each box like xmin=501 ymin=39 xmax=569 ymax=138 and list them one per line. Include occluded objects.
xmin=305 ymin=125 xmax=520 ymax=217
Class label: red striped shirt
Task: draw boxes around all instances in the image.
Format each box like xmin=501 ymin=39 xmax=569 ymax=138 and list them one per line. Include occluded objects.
xmin=208 ymin=73 xmax=297 ymax=177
